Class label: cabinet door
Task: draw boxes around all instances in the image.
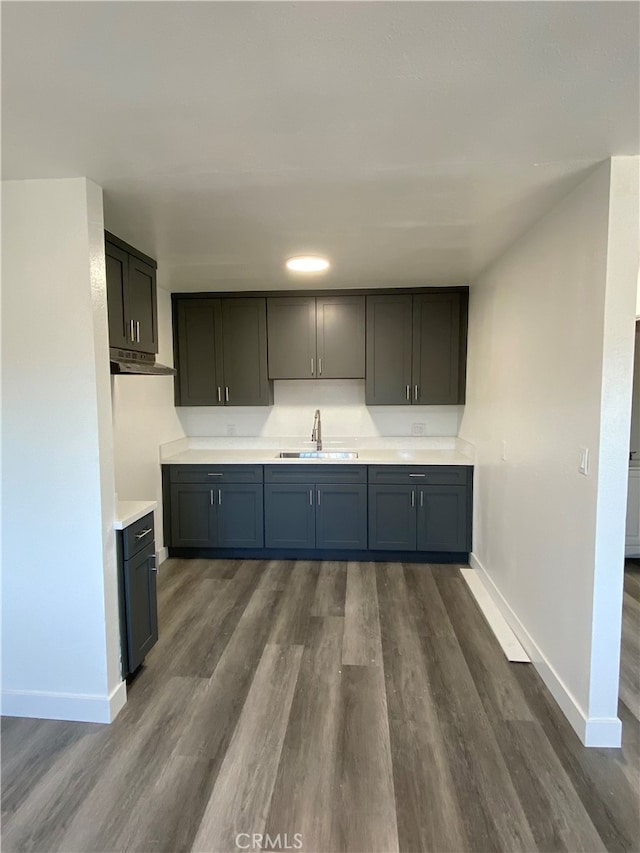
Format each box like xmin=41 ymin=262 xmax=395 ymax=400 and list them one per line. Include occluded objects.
xmin=106 ymin=242 xmax=131 ymax=349
xmin=368 ymin=485 xmax=416 ymax=550
xmin=365 ymin=295 xmax=413 ymax=404
xmin=264 ymin=484 xmax=315 ymax=548
xmin=217 ymin=484 xmax=264 ymax=548
xmin=412 ymin=293 xmax=462 ymax=404
xmin=123 ymin=545 xmax=158 ymax=672
xmin=128 ymin=256 xmax=158 ymax=354
xmin=175 ymin=299 xmax=224 ymax=406
xmin=170 ymin=484 xmax=217 ymax=547
xmin=316 ymin=296 xmax=365 ymax=379
xmin=417 ymin=485 xmax=470 ymax=552
xmin=316 ymin=484 xmax=367 ymax=550
xmin=267 ymin=297 xmax=316 ymax=379
xmin=221 ymin=298 xmax=271 ymax=405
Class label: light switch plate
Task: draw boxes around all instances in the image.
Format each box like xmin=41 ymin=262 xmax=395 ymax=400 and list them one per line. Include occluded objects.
xmin=579 ymin=447 xmax=590 ymax=475
xmin=411 ymin=422 xmax=425 ymax=436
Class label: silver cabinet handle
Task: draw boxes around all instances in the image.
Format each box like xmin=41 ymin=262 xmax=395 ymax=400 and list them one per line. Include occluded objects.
xmin=225 ymin=386 xmax=229 ymax=402
xmin=411 ymin=489 xmax=415 ymax=507
xmin=406 ymin=385 xmax=410 ymax=401
xmin=311 ymin=357 xmax=314 ymax=376
xmin=218 ymin=489 xmax=222 ymax=505
xmin=409 ymin=473 xmax=426 ymax=478
xmin=210 ymin=489 xmax=214 ymax=505
xmin=318 ymin=357 xmax=322 ymax=376
xmin=149 ymin=554 xmax=158 ymax=574
xmin=130 ymin=319 xmax=135 ymax=342
xmin=207 ymin=472 xmax=223 ymax=477
xmin=309 ymin=489 xmax=313 ymax=505
xmin=317 ymin=489 xmax=321 ymax=505
xmin=414 ymin=385 xmax=419 ymax=401
xmin=420 ymin=491 xmax=424 ymax=508
xmin=136 ymin=320 xmax=140 ymax=343
xmin=135 ymin=527 xmax=153 ymax=540
xmin=217 ymin=387 xmax=222 ymax=403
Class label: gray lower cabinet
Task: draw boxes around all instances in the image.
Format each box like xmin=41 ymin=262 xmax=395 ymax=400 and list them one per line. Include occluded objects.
xmin=117 ymin=512 xmax=158 ymax=676
xmin=173 ymin=297 xmax=272 ymax=406
xmin=264 ymin=465 xmax=368 ymax=549
xmin=368 ymin=465 xmax=472 ymax=552
xmin=170 ymin=482 xmax=264 ymax=548
xmin=166 ymin=465 xmax=265 ymax=548
xmin=417 ymin=485 xmax=469 ymax=552
xmin=264 ymin=484 xmax=316 ymax=548
xmin=368 ymin=484 xmax=416 ymax=550
xmin=164 ymin=463 xmax=471 ymax=557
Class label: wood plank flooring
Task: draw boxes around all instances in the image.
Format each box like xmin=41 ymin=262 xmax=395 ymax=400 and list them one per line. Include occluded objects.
xmin=2 ymin=558 xmax=639 ymax=853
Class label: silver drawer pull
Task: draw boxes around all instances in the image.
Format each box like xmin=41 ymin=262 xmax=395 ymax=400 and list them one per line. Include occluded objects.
xmin=225 ymin=386 xmax=229 ymax=402
xmin=130 ymin=319 xmax=135 ymax=342
xmin=218 ymin=489 xmax=222 ymax=505
xmin=409 ymin=473 xmax=426 ymax=478
xmin=317 ymin=489 xmax=321 ymax=505
xmin=135 ymin=528 xmax=152 ymax=540
xmin=411 ymin=490 xmax=415 ymax=507
xmin=311 ymin=357 xmax=314 ymax=376
xmin=420 ymin=491 xmax=424 ymax=507
xmin=217 ymin=387 xmax=222 ymax=403
xmin=414 ymin=384 xmax=419 ymax=401
xmin=136 ymin=320 xmax=141 ymax=343
xmin=309 ymin=489 xmax=313 ymax=505
xmin=149 ymin=555 xmax=158 ymax=573
xmin=210 ymin=489 xmax=214 ymax=505
xmin=406 ymin=385 xmax=410 ymax=401
xmin=318 ymin=357 xmax=322 ymax=376
xmin=207 ymin=473 xmax=223 ymax=477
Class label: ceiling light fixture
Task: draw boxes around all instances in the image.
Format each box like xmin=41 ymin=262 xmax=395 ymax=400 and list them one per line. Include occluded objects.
xmin=286 ymin=255 xmax=330 ymax=273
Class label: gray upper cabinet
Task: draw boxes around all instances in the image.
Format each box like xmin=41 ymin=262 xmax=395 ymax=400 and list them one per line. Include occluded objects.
xmin=412 ymin=293 xmax=462 ymax=405
xmin=176 ymin=299 xmax=223 ymax=406
xmin=365 ymin=294 xmax=413 ymax=404
xmin=316 ymin=296 xmax=366 ymax=378
xmin=267 ymin=297 xmax=316 ymax=379
xmin=174 ymin=297 xmax=272 ymax=406
xmin=221 ymin=299 xmax=271 ymax=405
xmin=267 ymin=295 xmax=365 ymax=379
xmin=105 ymin=233 xmax=158 ymax=355
xmin=366 ymin=291 xmax=466 ymax=405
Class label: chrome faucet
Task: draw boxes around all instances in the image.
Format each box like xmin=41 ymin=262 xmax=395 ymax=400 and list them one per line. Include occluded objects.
xmin=311 ymin=409 xmax=322 ymax=451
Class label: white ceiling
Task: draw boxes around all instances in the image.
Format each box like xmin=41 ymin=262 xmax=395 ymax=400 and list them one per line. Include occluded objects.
xmin=2 ymin=1 xmax=638 ymax=292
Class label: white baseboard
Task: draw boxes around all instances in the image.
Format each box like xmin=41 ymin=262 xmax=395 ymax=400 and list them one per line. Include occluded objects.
xmin=460 ymin=568 xmax=529 ymax=662
xmin=157 ymin=546 xmax=169 ymax=565
xmin=468 ymin=553 xmax=622 ymax=748
xmin=625 ymin=544 xmax=640 ymax=557
xmin=1 ymin=679 xmax=127 ymax=724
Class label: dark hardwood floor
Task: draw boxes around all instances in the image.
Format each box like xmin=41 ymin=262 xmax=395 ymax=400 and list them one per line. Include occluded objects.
xmin=2 ymin=558 xmax=639 ymax=852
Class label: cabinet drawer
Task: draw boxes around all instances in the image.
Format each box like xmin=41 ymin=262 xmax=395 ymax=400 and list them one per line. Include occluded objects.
xmin=264 ymin=464 xmax=367 ymax=485
xmin=123 ymin=512 xmax=155 ymax=561
xmin=168 ymin=464 xmax=264 ymax=484
xmin=368 ymin=465 xmax=471 ymax=486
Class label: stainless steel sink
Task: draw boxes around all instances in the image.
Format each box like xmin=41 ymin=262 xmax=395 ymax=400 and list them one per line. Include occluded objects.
xmin=279 ymin=451 xmax=358 ymax=459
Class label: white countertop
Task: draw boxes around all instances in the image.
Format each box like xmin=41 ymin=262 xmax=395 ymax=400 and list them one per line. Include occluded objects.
xmin=114 ymin=500 xmax=158 ymax=530
xmin=161 ymin=449 xmax=473 ymax=466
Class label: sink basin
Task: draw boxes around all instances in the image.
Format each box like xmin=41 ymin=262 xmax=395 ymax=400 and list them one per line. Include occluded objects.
xmin=279 ymin=451 xmax=358 ymax=459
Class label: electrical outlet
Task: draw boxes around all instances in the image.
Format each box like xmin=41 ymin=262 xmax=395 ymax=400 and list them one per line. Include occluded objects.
xmin=579 ymin=447 xmax=590 ymax=475
xmin=227 ymin=423 xmax=237 ymax=436
xmin=411 ymin=422 xmax=425 ymax=436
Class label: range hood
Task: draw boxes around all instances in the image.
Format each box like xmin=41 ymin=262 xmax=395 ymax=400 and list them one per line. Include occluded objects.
xmin=110 ymin=348 xmax=176 ymax=376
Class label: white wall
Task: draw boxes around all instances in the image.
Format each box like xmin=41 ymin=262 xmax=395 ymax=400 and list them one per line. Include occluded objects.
xmin=179 ymin=383 xmax=462 ymax=440
xmin=1 ymin=178 xmax=125 ymax=723
xmin=111 ymin=281 xmax=185 ymax=553
xmin=459 ymin=157 xmax=639 ymax=747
